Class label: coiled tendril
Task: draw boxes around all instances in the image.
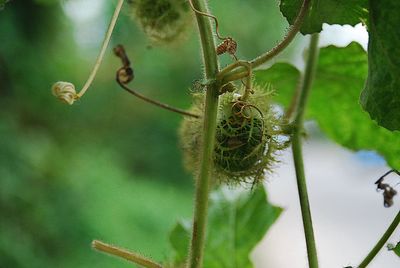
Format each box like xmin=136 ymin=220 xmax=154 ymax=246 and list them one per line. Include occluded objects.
xmin=52 ymin=0 xmax=124 ymax=105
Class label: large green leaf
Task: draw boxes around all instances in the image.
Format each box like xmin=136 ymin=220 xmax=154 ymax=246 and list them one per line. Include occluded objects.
xmin=169 ymin=187 xmax=282 ymax=268
xmin=280 ymin=0 xmax=368 ymax=34
xmin=360 ymin=0 xmax=400 ymax=131
xmin=255 ymin=42 xmax=400 ymax=169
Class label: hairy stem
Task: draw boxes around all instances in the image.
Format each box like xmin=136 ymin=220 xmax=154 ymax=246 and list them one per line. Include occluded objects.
xmin=358 ymin=210 xmax=400 ymax=268
xmin=216 ymin=60 xmax=252 ymax=99
xmin=250 ymin=0 xmax=310 ymax=67
xmin=92 ymin=240 xmax=162 ymax=268
xmin=291 ymin=34 xmax=319 ymax=268
xmin=219 ymin=0 xmax=311 ymax=84
xmin=188 ymin=0 xmax=220 ymax=268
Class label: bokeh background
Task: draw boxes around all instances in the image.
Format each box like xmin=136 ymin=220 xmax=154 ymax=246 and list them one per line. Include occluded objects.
xmin=0 ymin=1 xmax=399 ymax=268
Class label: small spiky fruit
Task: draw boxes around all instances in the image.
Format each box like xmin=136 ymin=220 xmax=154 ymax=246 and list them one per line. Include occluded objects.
xmin=130 ymin=0 xmax=191 ymax=43
xmin=214 ymin=102 xmax=265 ymax=173
xmin=180 ymin=84 xmax=287 ymax=186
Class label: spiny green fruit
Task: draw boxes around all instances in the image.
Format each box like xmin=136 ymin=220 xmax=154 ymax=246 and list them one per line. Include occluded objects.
xmin=214 ymin=103 xmax=265 ymax=173
xmin=180 ymin=84 xmax=288 ymax=186
xmin=130 ymin=0 xmax=191 ymax=43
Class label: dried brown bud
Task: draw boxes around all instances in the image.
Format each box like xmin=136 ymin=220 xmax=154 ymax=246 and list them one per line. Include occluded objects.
xmin=216 ymin=38 xmax=237 ymax=56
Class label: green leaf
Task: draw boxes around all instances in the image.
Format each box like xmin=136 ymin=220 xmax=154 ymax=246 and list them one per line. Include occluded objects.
xmin=169 ymin=187 xmax=282 ymax=268
xmin=255 ymin=42 xmax=400 ymax=170
xmin=388 ymin=242 xmax=400 ymax=257
xmin=280 ymin=0 xmax=368 ymax=34
xmin=169 ymin=220 xmax=191 ymax=265
xmin=360 ymin=0 xmax=400 ymax=131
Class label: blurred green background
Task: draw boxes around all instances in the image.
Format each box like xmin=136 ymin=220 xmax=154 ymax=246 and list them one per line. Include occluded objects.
xmin=0 ymin=0 xmax=290 ymax=267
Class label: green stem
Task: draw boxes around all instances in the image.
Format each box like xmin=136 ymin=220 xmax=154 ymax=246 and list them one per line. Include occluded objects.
xmin=188 ymin=1 xmax=220 ymax=268
xmin=358 ymin=210 xmax=400 ymax=268
xmin=92 ymin=240 xmax=162 ymax=268
xmin=291 ymin=34 xmax=319 ymax=268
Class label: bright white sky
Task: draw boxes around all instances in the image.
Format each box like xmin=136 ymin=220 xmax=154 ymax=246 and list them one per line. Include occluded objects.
xmin=320 ymin=23 xmax=368 ymax=50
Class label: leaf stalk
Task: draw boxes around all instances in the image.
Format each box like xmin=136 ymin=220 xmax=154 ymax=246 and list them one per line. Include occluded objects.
xmin=92 ymin=240 xmax=162 ymax=268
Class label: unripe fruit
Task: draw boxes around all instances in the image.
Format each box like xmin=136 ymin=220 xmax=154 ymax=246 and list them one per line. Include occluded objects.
xmin=130 ymin=0 xmax=191 ymax=43
xmin=214 ymin=102 xmax=265 ymax=172
xmin=180 ymin=84 xmax=287 ymax=185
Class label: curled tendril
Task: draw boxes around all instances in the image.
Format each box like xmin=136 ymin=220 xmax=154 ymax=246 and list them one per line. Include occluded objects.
xmin=114 ymin=44 xmax=200 ymax=118
xmin=51 ymin=0 xmax=124 ymax=105
xmin=52 ymin=82 xmax=78 ymax=105
xmin=231 ymin=100 xmax=263 ymax=120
